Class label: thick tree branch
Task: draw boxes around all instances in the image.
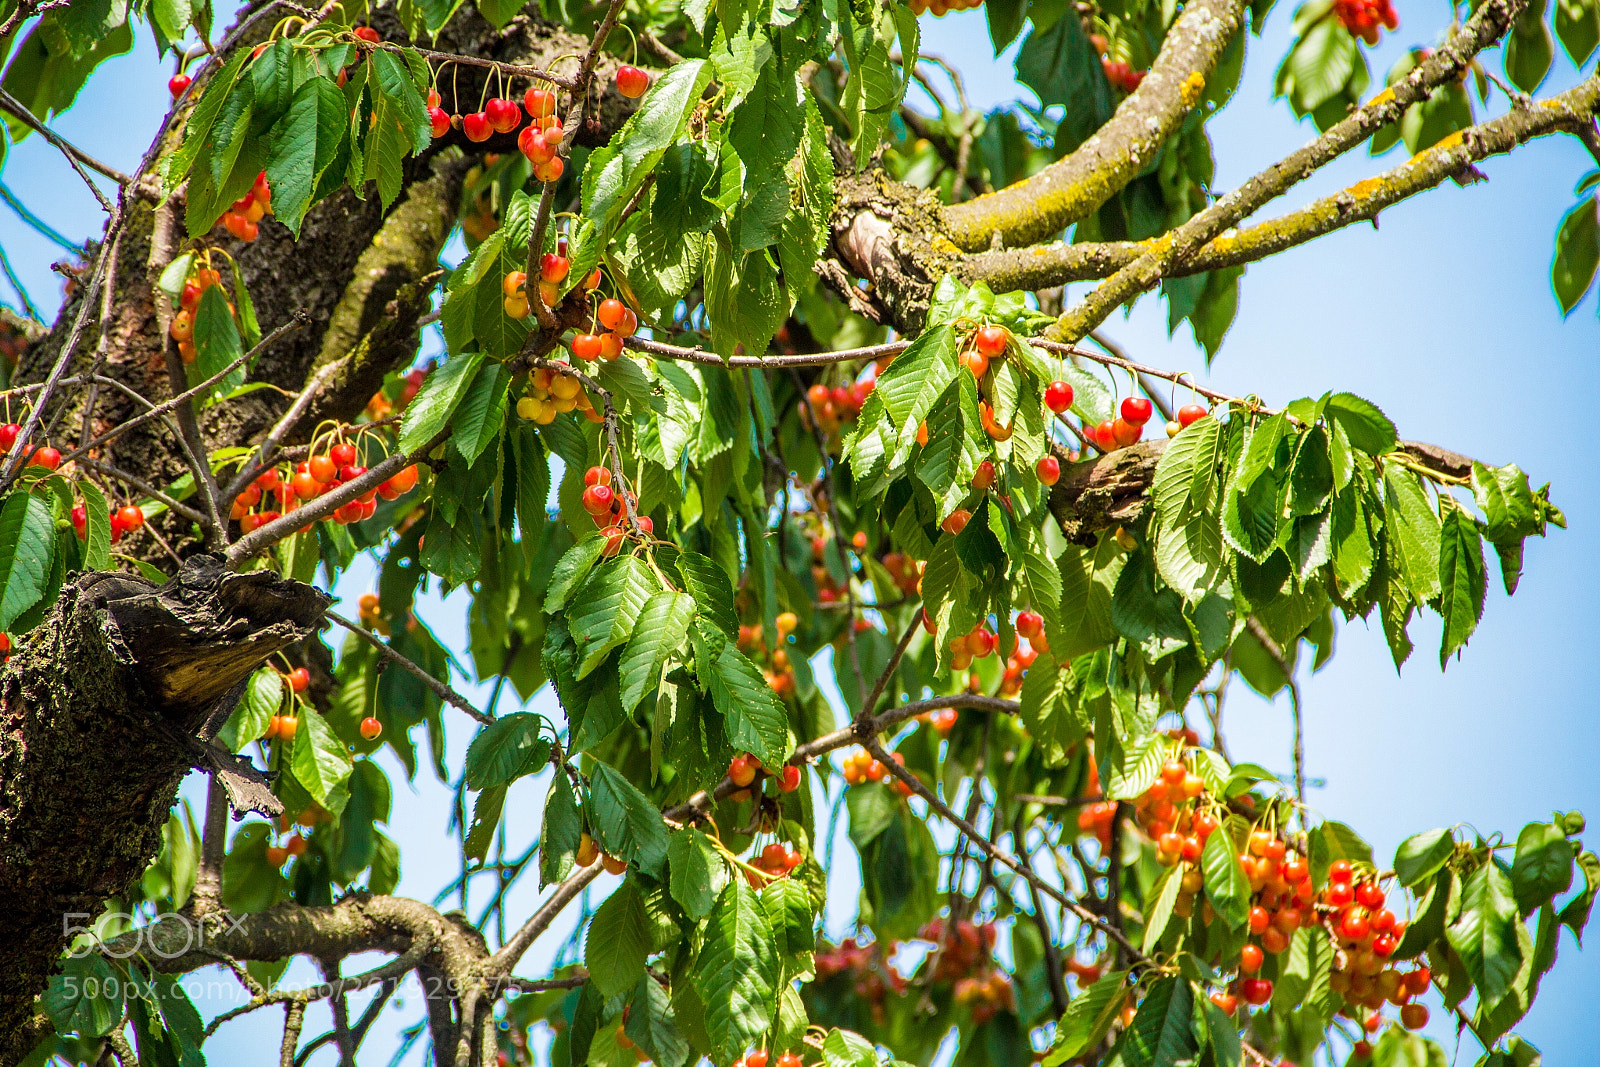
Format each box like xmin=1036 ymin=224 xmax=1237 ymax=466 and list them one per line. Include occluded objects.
xmin=1047 ymin=0 xmax=1532 ymax=340
xmin=940 ymin=0 xmax=1246 ymax=251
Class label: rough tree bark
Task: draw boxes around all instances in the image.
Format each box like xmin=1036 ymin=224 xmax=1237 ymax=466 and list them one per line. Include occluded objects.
xmin=0 ymin=557 xmax=329 ymax=1057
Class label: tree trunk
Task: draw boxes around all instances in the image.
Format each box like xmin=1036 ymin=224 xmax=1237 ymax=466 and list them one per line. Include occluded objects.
xmin=0 ymin=557 xmax=328 ymax=1054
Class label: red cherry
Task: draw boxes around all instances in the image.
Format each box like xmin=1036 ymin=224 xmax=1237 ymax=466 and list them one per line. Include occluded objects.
xmin=1119 ymin=397 xmax=1153 ymax=425
xmin=1044 ymin=380 xmax=1074 ymax=413
xmin=1177 ymin=402 xmax=1207 ymax=428
xmin=1094 ymin=420 xmax=1116 ymax=449
xmin=308 ymin=454 xmax=337 ymax=482
xmin=960 ymin=349 xmax=989 ymax=379
xmin=1329 ymin=859 xmax=1355 ymax=882
xmin=168 ymin=73 xmax=192 ymax=99
xmin=582 ymin=484 xmax=615 ymax=516
xmin=1372 ymin=933 xmax=1397 ymax=957
xmin=584 ymin=466 xmax=612 ymax=487
xmin=1239 ymin=944 xmax=1264 ymax=974
xmin=117 ymin=505 xmax=145 ymax=530
xmin=353 ymin=25 xmax=380 ymax=43
xmin=29 ymin=446 xmax=61 ymax=470
xmin=1399 ymin=1003 xmax=1428 ymax=1030
xmin=1015 ymin=611 xmax=1042 ymax=638
xmin=540 ymin=252 xmax=569 ymax=283
xmin=523 ymin=87 xmax=557 ymax=118
xmin=1240 ymin=978 xmax=1273 ymax=1006
xmin=287 ymin=667 xmax=310 ymax=692
xmin=973 ymin=324 xmax=1007 ymax=357
xmin=615 ymin=65 xmax=649 ymax=98
xmin=941 ymin=509 xmax=970 ymax=535
xmin=0 ymin=424 xmax=17 ymax=448
xmin=1248 ymin=906 xmax=1270 ymax=934
xmin=533 ymin=155 xmax=565 ymax=184
xmin=1111 ymin=417 xmax=1142 ymax=447
xmin=359 ymin=716 xmax=383 ymax=740
xmin=1326 ymin=880 xmax=1355 ymax=906
xmin=462 ymin=112 xmax=492 ymax=142
xmin=428 ymin=107 xmax=451 ymax=138
xmin=746 ymin=1052 xmax=769 ymax=1067
xmin=71 ymin=504 xmax=87 ymax=537
xmin=971 ymin=460 xmax=995 ymax=490
xmin=572 ymin=334 xmax=603 ymax=361
xmin=1356 ymin=882 xmax=1386 ymax=909
xmin=1210 ymin=992 xmax=1237 ymax=1016
xmin=330 ymin=442 xmax=357 ymax=467
xmin=1339 ymin=907 xmax=1372 ymax=941
xmin=484 ymin=97 xmax=521 ymax=133
xmin=779 ymin=765 xmax=801 ymax=792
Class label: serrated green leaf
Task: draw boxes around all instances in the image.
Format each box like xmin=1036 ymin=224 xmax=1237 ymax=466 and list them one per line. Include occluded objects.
xmin=1553 ymin=195 xmax=1599 ymax=315
xmin=400 ymin=352 xmax=483 ymax=454
xmin=290 ymin=706 xmax=353 ymax=816
xmin=1042 ymin=970 xmax=1129 ymax=1064
xmin=570 ymin=555 xmax=659 ymax=678
xmin=586 ymin=879 xmax=651 ymax=997
xmin=1438 ymin=503 xmax=1486 ymax=667
xmin=589 ymin=762 xmax=669 ymax=877
xmin=464 ymin=712 xmax=547 ymax=789
xmin=1202 ymin=822 xmax=1250 ymax=930
xmin=669 ymin=827 xmax=727 ymax=920
xmin=708 ymin=644 xmax=791 ymax=768
xmin=1395 ymin=828 xmax=1456 ymax=888
xmin=0 ymin=491 xmax=55 ymax=632
xmin=1448 ymin=861 xmax=1525 ymax=1005
xmin=694 ymin=880 xmax=780 ymax=1061
xmin=539 ymin=770 xmax=581 ymax=888
xmin=1511 ymin=822 xmax=1574 ymax=915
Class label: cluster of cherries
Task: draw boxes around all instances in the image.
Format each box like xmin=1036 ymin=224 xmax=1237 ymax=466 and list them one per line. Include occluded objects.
xmin=1333 ymin=0 xmax=1399 ymax=44
xmin=501 ymin=245 xmax=600 ymax=320
xmin=745 ymin=841 xmax=806 ymax=887
xmin=800 ymin=377 xmax=876 ymax=435
xmin=734 ymin=610 xmax=799 ymax=696
xmin=70 ymin=500 xmax=145 ymax=543
xmin=570 ymin=297 xmax=640 ymax=360
xmin=576 ymin=830 xmax=631 ymax=875
xmin=727 ymin=751 xmax=803 ymax=799
xmin=217 ymin=170 xmax=273 ymax=243
xmin=366 ymin=365 xmax=430 ymax=420
xmin=0 ymin=421 xmax=62 ymax=470
xmin=357 ymin=591 xmax=391 ymax=636
xmin=264 ymin=803 xmax=334 ymax=866
xmin=232 ymin=444 xmax=420 ymax=533
xmin=167 ymin=263 xmax=228 ymax=365
xmin=1088 ymin=36 xmax=1148 ymax=93
xmin=990 ymin=632 xmax=1040 ymax=699
xmin=577 ymin=465 xmax=656 ymax=557
xmin=730 ymin=1050 xmax=802 ymax=1067
xmin=919 ymin=918 xmax=1015 ymax=1023
xmin=814 ymin=938 xmax=908 ymax=1025
xmin=429 ymin=60 xmax=648 ymax=177
xmin=840 ymin=747 xmax=913 ymax=797
xmin=261 ymin=666 xmax=309 ymax=743
xmin=1321 ymin=861 xmax=1432 ymax=1034
xmin=516 ymin=363 xmax=603 ymax=425
xmin=878 ymin=551 xmax=923 ymax=599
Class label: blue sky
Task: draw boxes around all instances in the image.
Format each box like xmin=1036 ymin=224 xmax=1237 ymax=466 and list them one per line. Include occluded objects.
xmin=3 ymin=0 xmax=1597 ymax=1062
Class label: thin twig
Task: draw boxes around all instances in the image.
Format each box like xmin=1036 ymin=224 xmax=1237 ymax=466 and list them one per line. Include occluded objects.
xmin=326 ymin=609 xmax=492 ymax=726
xmin=64 ymin=314 xmax=308 ymax=473
xmin=280 ymin=1001 xmax=306 ymax=1067
xmin=0 ymin=88 xmax=130 ymax=194
xmin=74 ymin=455 xmax=209 ymax=523
xmin=865 ymin=735 xmax=1146 ymax=963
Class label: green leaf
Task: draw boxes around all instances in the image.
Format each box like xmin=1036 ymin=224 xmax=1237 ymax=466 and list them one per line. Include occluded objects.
xmin=1552 ymin=195 xmax=1599 ymax=315
xmin=570 ymin=555 xmax=659 ymax=678
xmin=364 ymin=51 xmax=430 ymax=208
xmin=708 ymin=644 xmax=792 ymax=769
xmin=545 ymin=537 xmax=607 ymax=614
xmin=589 ymin=762 xmax=670 ymax=877
xmin=1153 ymin=415 xmax=1225 ymax=600
xmin=587 ymin=60 xmax=713 ymax=235
xmin=1556 ymin=0 xmax=1600 ymax=65
xmin=761 ymin=875 xmax=817 ymax=960
xmin=1559 ymin=849 xmax=1599 ymax=940
xmin=1014 ymin=9 xmax=1115 ymax=153
xmin=264 ymin=74 xmax=348 ymax=234
xmin=1383 ymin=466 xmax=1441 ymax=603
xmin=42 ymin=955 xmax=124 ymax=1038
xmin=539 ymin=770 xmax=581 ymax=888
xmin=586 ymin=879 xmax=651 ymax=997
xmin=876 ymin=325 xmax=959 ymax=464
xmin=165 ymin=46 xmax=253 ymax=191
xmin=677 ymin=549 xmax=738 ymax=639
xmin=400 ymin=352 xmax=483 ymax=454
xmin=291 ymin=706 xmax=354 ymax=815
xmin=1142 ymin=863 xmax=1185 ymax=954
xmin=1447 ymin=861 xmax=1525 ymax=1006
xmin=1437 ymin=502 xmax=1487 ymax=667
xmin=1395 ymin=828 xmax=1456 ymax=889
xmin=193 ymin=283 xmax=245 ymax=398
xmin=217 ymin=667 xmax=283 ymax=750
xmin=627 ymin=971 xmax=691 ymax=1067
xmin=1511 ymin=822 xmax=1574 ymax=915
xmin=620 ymin=591 xmax=696 ymax=712
xmin=465 ymin=783 xmax=506 ymax=864
xmin=1506 ymin=0 xmax=1555 ymax=93
xmin=450 ymin=358 xmax=511 ymax=466
xmin=668 ymin=826 xmax=727 ymax=920
xmin=1325 ymin=393 xmax=1397 ymax=456
xmin=823 ymin=1028 xmax=879 ymax=1067
xmin=693 ymin=880 xmax=780 ymax=1061
xmin=77 ymin=479 xmax=111 ymax=572
xmin=1042 ymin=970 xmax=1129 ymax=1064
xmin=464 ymin=712 xmax=548 ymax=789
xmin=0 ymin=491 xmax=55 ymax=631
xmin=1202 ymin=821 xmax=1251 ymax=930
xmin=1124 ymin=976 xmax=1197 ymax=1067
